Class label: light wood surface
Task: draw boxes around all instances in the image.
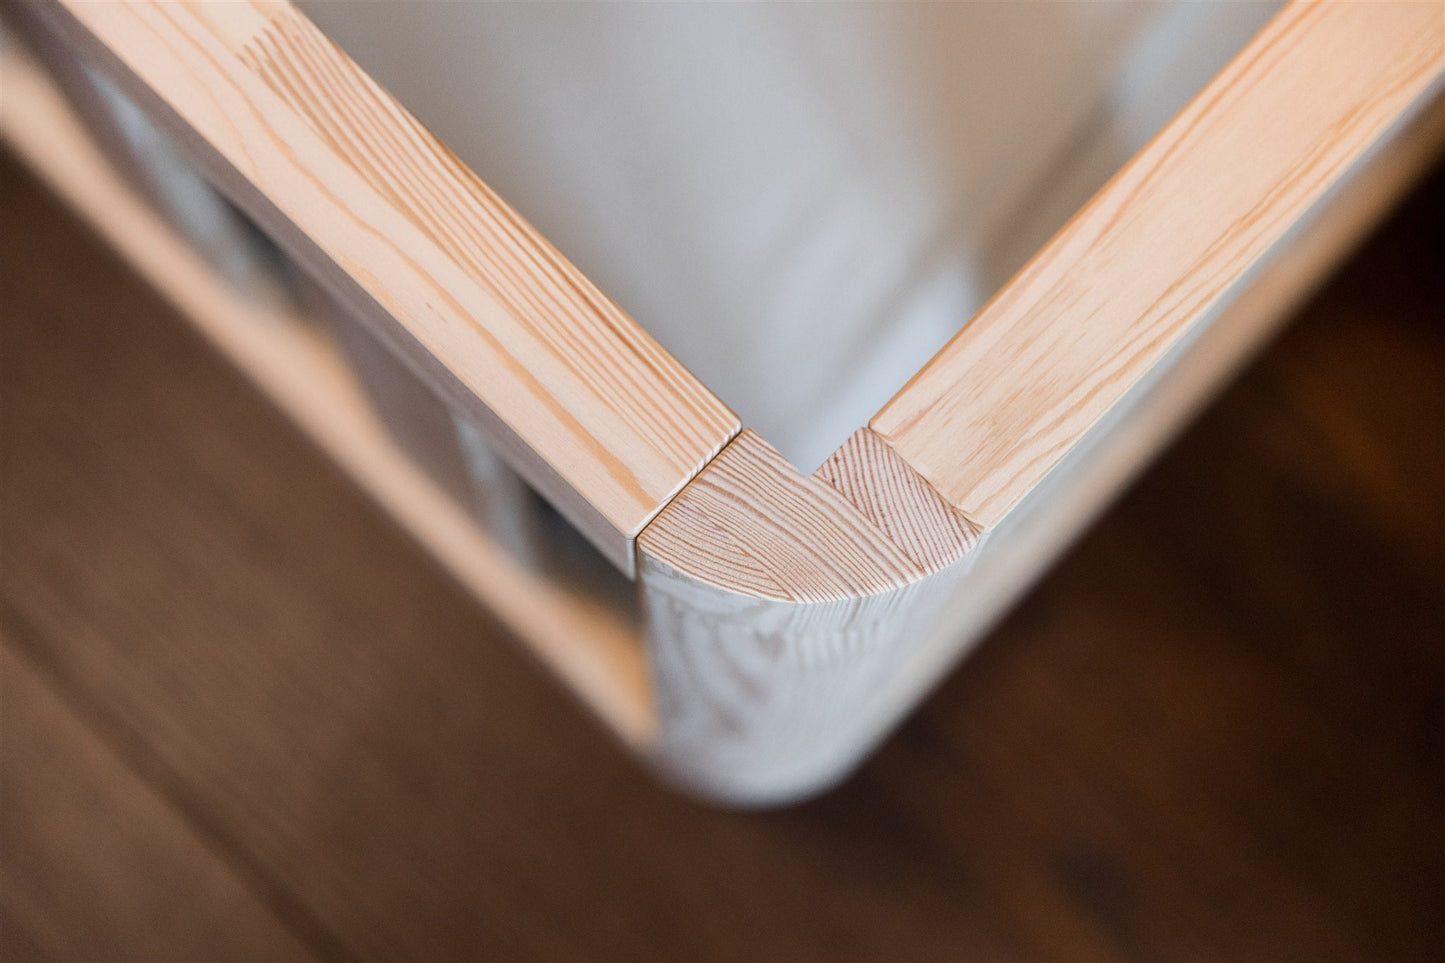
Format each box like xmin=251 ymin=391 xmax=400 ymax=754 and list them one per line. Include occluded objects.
xmin=859 ymin=86 xmax=1445 ymax=798
xmin=641 ymin=429 xmax=978 ymax=605
xmin=8 ymin=139 xmax=1443 ymax=958
xmin=635 ymin=1 xmax=1445 ymax=800
xmin=9 ymin=0 xmax=1443 ymax=803
xmin=638 ymin=429 xmax=979 ymax=801
xmin=814 ymin=429 xmax=983 ymax=576
xmin=873 ymin=0 xmax=1445 ymax=528
xmin=0 ymin=39 xmax=654 ymax=745
xmin=20 ymin=0 xmax=739 ymax=574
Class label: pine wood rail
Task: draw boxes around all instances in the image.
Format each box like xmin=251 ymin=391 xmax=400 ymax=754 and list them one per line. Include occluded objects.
xmin=7 ymin=0 xmax=1442 ymax=803
xmin=0 ymin=38 xmax=656 ymax=744
xmin=871 ymin=0 xmax=1445 ymax=528
xmin=635 ymin=0 xmax=1444 ymax=800
xmin=16 ymin=0 xmax=740 ymax=575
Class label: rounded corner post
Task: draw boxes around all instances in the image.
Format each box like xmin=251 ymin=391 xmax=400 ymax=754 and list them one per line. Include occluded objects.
xmin=634 ymin=428 xmax=982 ymax=805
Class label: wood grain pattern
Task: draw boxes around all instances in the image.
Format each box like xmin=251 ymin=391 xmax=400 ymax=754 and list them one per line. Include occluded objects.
xmin=22 ymin=0 xmax=739 ymax=574
xmin=636 ymin=75 xmax=1445 ymax=802
xmin=0 ymin=39 xmax=654 ymax=744
xmin=873 ymin=0 xmax=1445 ymax=528
xmin=815 ymin=428 xmax=982 ymax=574
xmin=875 ymin=88 xmax=1445 ymax=791
xmin=638 ymin=430 xmax=979 ymax=801
xmin=11 ymin=0 xmax=1443 ymax=804
xmin=638 ymin=563 xmax=972 ymax=803
xmin=640 ymin=429 xmax=979 ymax=605
xmin=0 ymin=642 xmax=313 ymax=961
xmin=4 ymin=135 xmax=1444 ymax=959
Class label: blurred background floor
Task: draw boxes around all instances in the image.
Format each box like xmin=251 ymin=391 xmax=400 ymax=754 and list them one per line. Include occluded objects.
xmin=2 ymin=146 xmax=1443 ymax=962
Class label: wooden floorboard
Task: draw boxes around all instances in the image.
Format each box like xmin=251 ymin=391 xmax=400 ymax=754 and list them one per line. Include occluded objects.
xmin=1 ymin=146 xmax=1442 ymax=961
xmin=0 ymin=641 xmax=312 ymax=960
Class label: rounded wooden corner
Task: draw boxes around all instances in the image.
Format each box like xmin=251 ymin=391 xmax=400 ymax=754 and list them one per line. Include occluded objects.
xmin=634 ymin=427 xmax=983 ymax=805
xmin=638 ymin=428 xmax=980 ymax=605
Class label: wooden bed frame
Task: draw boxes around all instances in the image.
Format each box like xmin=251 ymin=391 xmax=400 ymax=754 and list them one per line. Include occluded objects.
xmin=4 ymin=0 xmax=1441 ymax=803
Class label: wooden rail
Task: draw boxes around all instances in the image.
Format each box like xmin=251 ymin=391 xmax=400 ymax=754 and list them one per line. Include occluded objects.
xmin=8 ymin=0 xmax=1442 ymax=803
xmin=637 ymin=0 xmax=1444 ymax=801
xmin=872 ymin=0 xmax=1445 ymax=528
xmin=21 ymin=0 xmax=740 ymax=575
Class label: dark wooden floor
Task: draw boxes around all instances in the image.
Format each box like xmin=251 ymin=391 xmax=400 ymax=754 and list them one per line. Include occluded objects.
xmin=2 ymin=145 xmax=1443 ymax=962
